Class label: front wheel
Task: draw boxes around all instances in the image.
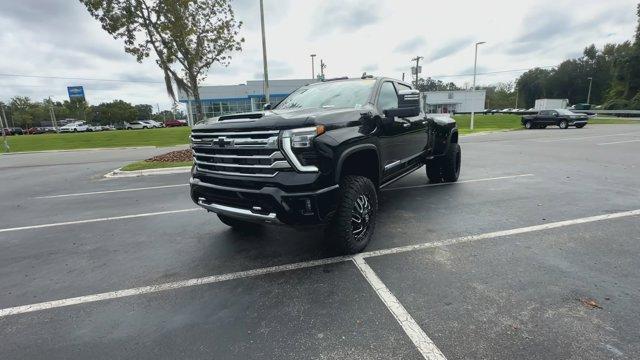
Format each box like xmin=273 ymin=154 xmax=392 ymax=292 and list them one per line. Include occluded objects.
xmin=326 ymin=176 xmax=378 ymax=254
xmin=426 ymin=143 xmax=461 ymax=183
xmin=524 ymin=121 xmax=533 ymax=129
xmin=558 ymin=120 xmax=568 ymax=129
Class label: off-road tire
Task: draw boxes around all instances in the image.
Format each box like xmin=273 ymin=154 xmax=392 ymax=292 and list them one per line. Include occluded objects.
xmin=217 ymin=214 xmax=262 ymax=231
xmin=426 ymin=143 xmax=461 ymax=183
xmin=326 ymin=176 xmax=378 ymax=254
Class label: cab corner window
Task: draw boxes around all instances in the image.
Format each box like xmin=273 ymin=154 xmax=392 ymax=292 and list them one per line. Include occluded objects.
xmin=378 ymin=82 xmax=398 ymax=112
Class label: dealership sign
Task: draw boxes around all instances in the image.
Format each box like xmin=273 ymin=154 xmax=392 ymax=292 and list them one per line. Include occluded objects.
xmin=67 ymin=86 xmax=85 ymax=101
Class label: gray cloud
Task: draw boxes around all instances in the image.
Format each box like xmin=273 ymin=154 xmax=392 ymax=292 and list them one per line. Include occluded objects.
xmin=310 ymin=0 xmax=382 ymax=37
xmin=505 ymin=2 xmax=635 ymax=57
xmin=253 ymin=59 xmax=294 ymax=79
xmin=362 ymin=64 xmax=379 ymax=72
xmin=394 ymin=36 xmax=427 ymax=54
xmin=232 ymin=0 xmax=292 ymax=31
xmin=428 ymin=38 xmax=472 ymax=62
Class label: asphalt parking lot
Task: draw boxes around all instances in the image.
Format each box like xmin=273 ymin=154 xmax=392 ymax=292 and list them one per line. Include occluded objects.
xmin=1 ymin=125 xmax=639 ymax=359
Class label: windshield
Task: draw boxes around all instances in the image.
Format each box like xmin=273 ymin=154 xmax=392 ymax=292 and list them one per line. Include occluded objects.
xmin=276 ymin=80 xmax=375 ymax=110
xmin=556 ymin=109 xmax=576 ymax=115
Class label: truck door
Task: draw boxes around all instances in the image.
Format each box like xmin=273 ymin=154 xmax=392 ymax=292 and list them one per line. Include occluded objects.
xmin=377 ymin=81 xmax=419 ymax=175
xmin=395 ymin=81 xmax=429 ymax=158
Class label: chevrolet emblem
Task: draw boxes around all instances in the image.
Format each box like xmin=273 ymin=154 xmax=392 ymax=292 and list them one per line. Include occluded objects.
xmin=213 ymin=137 xmax=233 ymax=148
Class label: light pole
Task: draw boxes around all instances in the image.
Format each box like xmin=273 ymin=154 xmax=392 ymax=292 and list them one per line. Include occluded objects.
xmin=320 ymin=59 xmax=326 ymax=80
xmin=259 ymin=0 xmax=270 ymax=104
xmin=470 ymin=41 xmax=486 ymax=130
xmin=0 ymin=105 xmax=9 ymax=152
xmin=310 ymin=54 xmax=316 ymax=80
xmin=411 ymin=56 xmax=423 ymax=88
xmin=514 ymin=87 xmax=519 ymax=109
xmin=586 ymin=77 xmax=593 ymax=105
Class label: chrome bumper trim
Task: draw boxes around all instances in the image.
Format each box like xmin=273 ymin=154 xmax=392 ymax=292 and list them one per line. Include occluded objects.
xmin=197 ymin=198 xmax=281 ymax=224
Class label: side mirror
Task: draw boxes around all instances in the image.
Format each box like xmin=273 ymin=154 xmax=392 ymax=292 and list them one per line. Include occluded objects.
xmin=263 ymin=103 xmax=272 ymax=110
xmin=383 ymin=89 xmax=421 ymax=119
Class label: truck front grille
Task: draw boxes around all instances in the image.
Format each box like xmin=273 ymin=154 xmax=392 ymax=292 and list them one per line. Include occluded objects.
xmin=190 ymin=130 xmax=291 ymax=177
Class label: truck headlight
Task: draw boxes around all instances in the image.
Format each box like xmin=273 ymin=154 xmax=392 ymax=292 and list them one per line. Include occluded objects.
xmin=282 ymin=126 xmax=325 ymax=148
xmin=281 ymin=126 xmax=325 ymax=172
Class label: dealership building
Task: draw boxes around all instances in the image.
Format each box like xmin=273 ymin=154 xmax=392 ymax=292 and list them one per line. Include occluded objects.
xmin=179 ymin=79 xmax=486 ymax=121
xmin=179 ymin=79 xmax=315 ymax=122
xmin=422 ymin=90 xmax=486 ymax=114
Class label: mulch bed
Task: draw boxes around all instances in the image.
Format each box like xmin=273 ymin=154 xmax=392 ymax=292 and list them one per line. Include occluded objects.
xmin=145 ymin=149 xmax=193 ymax=162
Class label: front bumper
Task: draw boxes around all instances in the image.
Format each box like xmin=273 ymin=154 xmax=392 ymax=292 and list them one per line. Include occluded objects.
xmin=190 ymin=178 xmax=340 ymax=226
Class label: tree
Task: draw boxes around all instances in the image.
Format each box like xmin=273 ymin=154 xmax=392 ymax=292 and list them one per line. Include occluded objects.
xmin=91 ymin=100 xmax=137 ymax=125
xmin=135 ymin=104 xmax=154 ymax=120
xmin=516 ymin=68 xmax=552 ymax=108
xmin=415 ymin=77 xmax=460 ymax=92
xmin=79 ymin=0 xmax=244 ymax=122
xmin=481 ymin=82 xmax=517 ymax=109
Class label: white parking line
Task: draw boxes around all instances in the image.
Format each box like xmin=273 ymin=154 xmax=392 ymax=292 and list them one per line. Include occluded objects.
xmin=0 ymin=209 xmax=200 ymax=234
xmin=353 ymin=256 xmax=447 ymax=360
xmin=533 ymin=132 xmax=640 ymax=143
xmin=1 ymin=208 xmax=638 ymax=318
xmin=597 ymin=139 xmax=640 ymax=146
xmin=34 ymin=184 xmax=189 ymax=199
xmin=0 ymin=255 xmax=351 ymax=318
xmin=383 ymin=174 xmax=533 ymax=191
xmin=361 ymin=208 xmax=640 ymax=258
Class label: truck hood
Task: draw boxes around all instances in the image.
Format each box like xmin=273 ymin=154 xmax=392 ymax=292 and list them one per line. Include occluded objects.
xmin=192 ymin=107 xmax=370 ymax=132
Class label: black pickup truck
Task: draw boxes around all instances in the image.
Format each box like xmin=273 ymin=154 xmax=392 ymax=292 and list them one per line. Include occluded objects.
xmin=521 ymin=109 xmax=588 ymax=129
xmin=190 ymin=76 xmax=460 ymax=253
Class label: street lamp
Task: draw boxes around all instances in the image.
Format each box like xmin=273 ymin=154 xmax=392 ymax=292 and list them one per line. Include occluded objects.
xmin=470 ymin=41 xmax=486 ymax=131
xmin=411 ymin=56 xmax=424 ymax=88
xmin=259 ymin=0 xmax=270 ymax=104
xmin=586 ymin=77 xmax=593 ymax=105
xmin=310 ymin=54 xmax=316 ymax=80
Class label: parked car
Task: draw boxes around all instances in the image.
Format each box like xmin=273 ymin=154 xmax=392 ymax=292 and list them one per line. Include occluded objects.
xmin=1 ymin=128 xmax=13 ymax=136
xmin=101 ymin=125 xmax=116 ymax=131
xmin=140 ymin=120 xmax=163 ymax=128
xmin=521 ymin=109 xmax=588 ymax=129
xmin=87 ymin=125 xmax=103 ymax=132
xmin=124 ymin=121 xmax=151 ymax=130
xmin=10 ymin=127 xmax=24 ymax=135
xmin=27 ymin=127 xmax=45 ymax=135
xmin=190 ymin=76 xmax=461 ymax=253
xmin=164 ymin=119 xmax=188 ymax=127
xmin=59 ymin=121 xmax=89 ymax=133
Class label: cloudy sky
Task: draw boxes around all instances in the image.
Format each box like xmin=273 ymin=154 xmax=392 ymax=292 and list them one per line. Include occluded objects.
xmin=0 ymin=0 xmax=637 ymax=110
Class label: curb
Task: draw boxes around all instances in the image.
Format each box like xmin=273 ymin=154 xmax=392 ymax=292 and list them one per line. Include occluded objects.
xmin=1 ymin=146 xmax=190 ymax=156
xmin=104 ymin=166 xmax=192 ymax=178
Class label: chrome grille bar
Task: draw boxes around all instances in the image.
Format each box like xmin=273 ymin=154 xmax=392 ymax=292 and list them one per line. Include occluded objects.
xmin=192 ymin=151 xmax=284 ymax=160
xmin=194 ymin=159 xmax=291 ymax=169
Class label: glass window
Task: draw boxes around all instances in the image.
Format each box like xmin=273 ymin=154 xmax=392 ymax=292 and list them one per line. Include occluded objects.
xmin=378 ymin=81 xmax=398 ymax=111
xmin=397 ymin=83 xmax=412 ymax=92
xmin=276 ymin=79 xmax=375 ymax=110
xmin=556 ymin=109 xmax=575 ymax=115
